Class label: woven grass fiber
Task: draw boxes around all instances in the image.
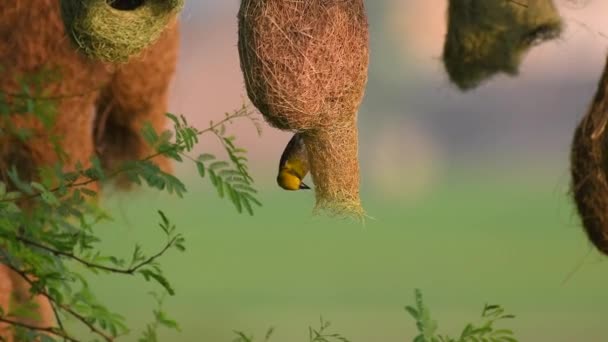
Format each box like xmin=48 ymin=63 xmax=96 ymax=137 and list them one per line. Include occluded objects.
xmin=443 ymin=0 xmax=562 ymax=90
xmin=238 ymin=0 xmax=369 ymax=217
xmin=571 ymin=55 xmax=608 ymax=256
xmin=60 ymin=0 xmax=183 ymax=62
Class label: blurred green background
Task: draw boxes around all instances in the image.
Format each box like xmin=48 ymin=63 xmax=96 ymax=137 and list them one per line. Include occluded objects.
xmin=86 ymin=1 xmax=608 ymax=341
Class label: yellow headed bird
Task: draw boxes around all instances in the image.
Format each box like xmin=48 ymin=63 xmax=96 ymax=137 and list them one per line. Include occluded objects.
xmin=277 ymin=133 xmax=311 ymax=191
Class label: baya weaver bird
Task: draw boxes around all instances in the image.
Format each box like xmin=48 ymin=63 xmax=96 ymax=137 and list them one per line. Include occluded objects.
xmin=277 ymin=133 xmax=311 ymax=190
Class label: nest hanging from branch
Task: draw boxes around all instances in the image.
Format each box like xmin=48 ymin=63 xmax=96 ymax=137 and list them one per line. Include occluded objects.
xmin=60 ymin=0 xmax=183 ymax=62
xmin=571 ymin=56 xmax=608 ymax=256
xmin=443 ymin=0 xmax=562 ymax=90
xmin=238 ymin=0 xmax=369 ymax=217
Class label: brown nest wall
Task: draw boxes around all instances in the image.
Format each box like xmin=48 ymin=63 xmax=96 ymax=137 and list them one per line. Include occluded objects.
xmin=571 ymin=55 xmax=608 ymax=256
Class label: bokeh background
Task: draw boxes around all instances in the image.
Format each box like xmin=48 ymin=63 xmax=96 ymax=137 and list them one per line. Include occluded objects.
xmin=91 ymin=1 xmax=608 ymax=341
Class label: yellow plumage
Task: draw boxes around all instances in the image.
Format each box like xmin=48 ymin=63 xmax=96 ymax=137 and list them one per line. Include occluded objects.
xmin=277 ymin=133 xmax=311 ymax=191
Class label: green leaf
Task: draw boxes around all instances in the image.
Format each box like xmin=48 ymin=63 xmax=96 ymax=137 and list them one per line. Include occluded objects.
xmin=209 ymin=170 xmax=218 ymax=186
xmin=139 ymin=269 xmax=175 ymax=296
xmin=226 ymin=184 xmax=242 ymax=214
xmin=498 ymin=337 xmax=518 ymax=342
xmin=242 ymin=193 xmax=262 ymax=207
xmin=220 ymin=169 xmax=244 ymax=179
xmin=141 ymin=122 xmax=160 ymax=146
xmin=80 ymin=187 xmax=97 ymax=197
xmin=491 ymin=329 xmax=514 ymax=336
xmin=242 ymin=196 xmax=254 ymax=216
xmin=166 ymin=112 xmax=179 ymax=126
xmin=216 ymin=177 xmax=225 ymax=198
xmin=265 ymin=327 xmax=275 ymax=341
xmin=405 ymin=306 xmax=419 ymax=319
xmin=460 ymin=323 xmax=474 ymax=338
xmin=8 ymin=165 xmax=33 ymax=194
xmin=198 ymin=153 xmax=216 ymax=162
xmin=209 ymin=161 xmax=230 ymax=171
xmin=233 ymin=331 xmax=253 ymax=342
xmin=154 ymin=309 xmax=180 ymax=331
xmin=233 ymin=183 xmax=257 ymax=194
xmin=158 ymin=210 xmax=170 ymax=227
xmin=196 ymin=161 xmax=206 ymax=178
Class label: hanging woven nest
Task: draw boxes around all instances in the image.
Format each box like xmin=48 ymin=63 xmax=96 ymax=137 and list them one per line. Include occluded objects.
xmin=60 ymin=0 xmax=183 ymax=62
xmin=443 ymin=0 xmax=562 ymax=90
xmin=238 ymin=0 xmax=370 ymax=217
xmin=571 ymin=56 xmax=608 ymax=256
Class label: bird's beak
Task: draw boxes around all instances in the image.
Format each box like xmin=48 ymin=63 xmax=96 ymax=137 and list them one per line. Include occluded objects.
xmin=300 ymin=182 xmax=311 ymax=190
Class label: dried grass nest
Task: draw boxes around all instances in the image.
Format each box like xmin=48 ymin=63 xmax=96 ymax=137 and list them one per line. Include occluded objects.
xmin=60 ymin=0 xmax=183 ymax=62
xmin=571 ymin=58 xmax=608 ymax=256
xmin=238 ymin=0 xmax=370 ymax=217
xmin=443 ymin=0 xmax=562 ymax=90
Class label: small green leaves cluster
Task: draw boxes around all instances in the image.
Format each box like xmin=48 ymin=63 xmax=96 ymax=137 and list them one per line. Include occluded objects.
xmin=0 ymin=67 xmax=60 ymax=136
xmin=405 ymin=289 xmax=439 ymax=342
xmin=0 ymin=68 xmax=262 ymax=341
xmin=232 ymin=317 xmax=350 ymax=342
xmin=308 ymin=317 xmax=350 ymax=342
xmin=231 ymin=292 xmax=518 ymax=342
xmin=138 ymin=293 xmax=180 ymax=342
xmin=141 ymin=105 xmax=263 ymax=214
xmin=197 ymin=105 xmax=262 ymax=215
xmin=232 ymin=328 xmax=275 ymax=342
xmin=406 ymin=289 xmax=518 ymax=342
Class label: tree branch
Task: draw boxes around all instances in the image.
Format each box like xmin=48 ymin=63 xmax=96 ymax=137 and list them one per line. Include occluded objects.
xmin=0 ymin=87 xmax=102 ymax=102
xmin=0 ymin=316 xmax=79 ymax=342
xmin=14 ymin=235 xmax=178 ymax=276
xmin=2 ymin=263 xmax=114 ymax=342
xmin=0 ymin=105 xmax=257 ymax=204
xmin=0 ymin=105 xmax=257 ymax=341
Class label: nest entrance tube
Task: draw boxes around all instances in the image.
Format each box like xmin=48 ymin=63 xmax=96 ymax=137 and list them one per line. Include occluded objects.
xmin=238 ymin=0 xmax=369 ymax=217
xmin=305 ymin=121 xmax=363 ymax=217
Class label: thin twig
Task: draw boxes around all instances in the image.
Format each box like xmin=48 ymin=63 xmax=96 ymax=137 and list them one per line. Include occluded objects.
xmin=15 ymin=235 xmax=178 ymax=275
xmin=0 ymin=106 xmax=257 ymax=340
xmin=0 ymin=88 xmax=101 ymax=102
xmin=210 ymin=128 xmax=254 ymax=183
xmin=0 ymin=106 xmax=256 ymax=204
xmin=3 ymin=263 xmax=114 ymax=342
xmin=49 ymin=301 xmax=67 ymax=342
xmin=0 ymin=317 xmax=80 ymax=342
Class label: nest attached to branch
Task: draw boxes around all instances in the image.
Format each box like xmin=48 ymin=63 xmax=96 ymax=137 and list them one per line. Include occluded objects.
xmin=571 ymin=56 xmax=608 ymax=256
xmin=60 ymin=0 xmax=183 ymax=62
xmin=238 ymin=0 xmax=369 ymax=217
xmin=443 ymin=0 xmax=562 ymax=90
